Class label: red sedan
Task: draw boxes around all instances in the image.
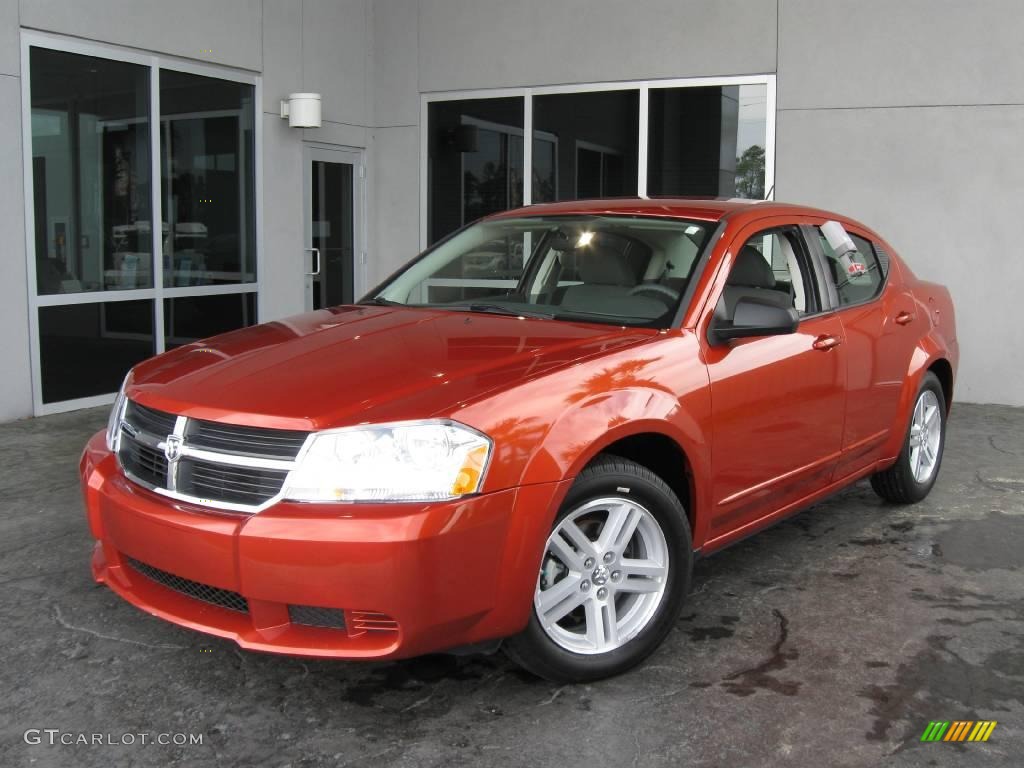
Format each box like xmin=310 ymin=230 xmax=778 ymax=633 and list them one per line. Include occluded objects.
xmin=80 ymin=199 xmax=957 ymax=682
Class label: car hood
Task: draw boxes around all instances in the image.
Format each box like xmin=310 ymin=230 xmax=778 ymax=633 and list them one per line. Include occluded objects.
xmin=128 ymin=305 xmax=656 ymax=430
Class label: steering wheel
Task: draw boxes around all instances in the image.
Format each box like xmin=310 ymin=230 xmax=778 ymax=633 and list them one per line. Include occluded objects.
xmin=628 ymin=283 xmax=681 ymax=304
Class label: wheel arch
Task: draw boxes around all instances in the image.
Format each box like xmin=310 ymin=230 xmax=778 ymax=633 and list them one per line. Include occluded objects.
xmin=881 ymin=343 xmax=955 ymax=461
xmin=593 ymin=432 xmax=696 ymax=536
xmin=928 ymin=357 xmax=954 ymax=412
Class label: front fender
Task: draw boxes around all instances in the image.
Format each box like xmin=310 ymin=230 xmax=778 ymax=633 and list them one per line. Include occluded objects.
xmin=520 ymin=386 xmax=709 ymax=487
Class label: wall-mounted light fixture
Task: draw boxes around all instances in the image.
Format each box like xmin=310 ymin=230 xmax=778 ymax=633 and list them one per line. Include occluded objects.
xmin=280 ymin=93 xmax=322 ymax=128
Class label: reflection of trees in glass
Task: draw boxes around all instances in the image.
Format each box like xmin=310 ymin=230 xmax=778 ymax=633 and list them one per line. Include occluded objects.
xmin=735 ymin=144 xmax=765 ymax=199
xmin=464 ymin=160 xmax=507 ymax=222
xmin=533 ymin=168 xmax=556 ymax=204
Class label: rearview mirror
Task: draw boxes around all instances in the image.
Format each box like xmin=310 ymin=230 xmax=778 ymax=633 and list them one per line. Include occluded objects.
xmin=710 ymin=296 xmax=799 ymax=344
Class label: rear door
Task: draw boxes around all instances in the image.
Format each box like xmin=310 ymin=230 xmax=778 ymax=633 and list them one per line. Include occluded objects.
xmin=806 ymin=221 xmax=920 ymax=477
xmin=699 ymin=218 xmax=847 ymax=546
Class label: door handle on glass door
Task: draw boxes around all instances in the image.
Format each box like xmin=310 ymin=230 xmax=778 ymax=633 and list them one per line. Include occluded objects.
xmin=304 ymin=247 xmax=321 ymax=276
xmin=812 ymin=335 xmax=841 ymax=351
xmin=895 ymin=311 xmax=914 ymax=325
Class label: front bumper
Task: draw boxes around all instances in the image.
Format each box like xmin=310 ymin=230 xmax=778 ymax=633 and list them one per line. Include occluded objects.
xmin=80 ymin=431 xmax=569 ymax=659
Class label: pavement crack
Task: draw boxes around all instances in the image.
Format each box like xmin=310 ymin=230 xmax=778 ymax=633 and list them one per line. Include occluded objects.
xmin=400 ymin=694 xmax=433 ymax=712
xmin=720 ymin=608 xmax=801 ymax=697
xmin=537 ymin=685 xmax=568 ymax=706
xmin=988 ymin=435 xmax=1021 ymax=456
xmin=52 ymin=604 xmax=186 ymax=650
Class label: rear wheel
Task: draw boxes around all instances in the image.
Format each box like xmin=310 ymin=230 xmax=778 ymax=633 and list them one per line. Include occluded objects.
xmin=871 ymin=372 xmax=946 ymax=503
xmin=504 ymin=455 xmax=691 ymax=682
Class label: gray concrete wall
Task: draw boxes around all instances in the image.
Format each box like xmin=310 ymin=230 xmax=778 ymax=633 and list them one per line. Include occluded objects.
xmin=369 ymin=0 xmax=1024 ymax=406
xmin=4 ymin=0 xmax=1022 ymax=415
xmin=775 ymin=0 xmax=1024 ymax=405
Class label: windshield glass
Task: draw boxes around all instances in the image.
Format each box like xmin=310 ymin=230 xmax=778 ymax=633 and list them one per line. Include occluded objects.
xmin=367 ymin=215 xmax=714 ymax=327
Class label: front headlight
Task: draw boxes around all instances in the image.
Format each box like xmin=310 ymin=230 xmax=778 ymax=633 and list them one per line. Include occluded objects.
xmin=283 ymin=420 xmax=491 ymax=503
xmin=105 ymin=375 xmax=130 ymax=452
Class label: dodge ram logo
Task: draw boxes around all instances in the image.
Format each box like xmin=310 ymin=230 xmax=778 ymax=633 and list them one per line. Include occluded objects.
xmin=164 ymin=434 xmax=183 ymax=462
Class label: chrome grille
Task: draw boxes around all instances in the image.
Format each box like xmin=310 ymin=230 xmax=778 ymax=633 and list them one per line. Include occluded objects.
xmin=115 ymin=399 xmax=309 ymax=512
xmin=187 ymin=421 xmax=307 ymax=459
xmin=182 ymin=460 xmax=291 ymax=506
xmin=125 ymin=400 xmax=178 ymax=436
xmin=120 ymin=438 xmax=169 ymax=487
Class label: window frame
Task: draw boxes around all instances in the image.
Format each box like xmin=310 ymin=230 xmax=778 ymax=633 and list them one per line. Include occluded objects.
xmin=21 ymin=30 xmax=262 ymax=415
xmin=803 ymin=222 xmax=891 ymax=313
xmin=722 ymin=224 xmax=824 ymax=321
xmin=420 ymin=75 xmax=777 ymax=250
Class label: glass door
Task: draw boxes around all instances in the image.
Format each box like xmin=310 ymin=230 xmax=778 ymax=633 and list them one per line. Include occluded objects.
xmin=304 ymin=146 xmax=363 ymax=311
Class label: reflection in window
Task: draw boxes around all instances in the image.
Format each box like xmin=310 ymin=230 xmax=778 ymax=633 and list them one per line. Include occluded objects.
xmin=648 ymin=84 xmax=767 ymax=198
xmin=160 ymin=70 xmax=256 ymax=286
xmin=427 ymin=97 xmax=524 ymax=244
xmin=39 ymin=301 xmax=154 ymax=403
xmin=164 ymin=293 xmax=257 ymax=349
xmin=30 ymin=48 xmax=151 ymax=295
xmin=533 ymin=90 xmax=639 ymax=202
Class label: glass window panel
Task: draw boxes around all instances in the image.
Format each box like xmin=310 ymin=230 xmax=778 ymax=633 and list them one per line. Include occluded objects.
xmin=164 ymin=293 xmax=257 ymax=349
xmin=311 ymin=160 xmax=355 ymax=309
xmin=427 ymin=97 xmax=524 ymax=244
xmin=160 ymin=70 xmax=256 ymax=286
xmin=39 ymin=301 xmax=154 ymax=403
xmin=648 ymin=83 xmax=767 ymax=199
xmin=30 ymin=47 xmax=152 ymax=295
xmin=532 ymin=90 xmax=639 ymax=203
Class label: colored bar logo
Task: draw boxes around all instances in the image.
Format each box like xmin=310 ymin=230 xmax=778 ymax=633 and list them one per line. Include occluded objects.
xmin=920 ymin=721 xmax=997 ymax=742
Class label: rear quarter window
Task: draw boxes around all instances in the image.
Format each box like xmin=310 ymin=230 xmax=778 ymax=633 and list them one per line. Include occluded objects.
xmin=816 ymin=227 xmax=886 ymax=306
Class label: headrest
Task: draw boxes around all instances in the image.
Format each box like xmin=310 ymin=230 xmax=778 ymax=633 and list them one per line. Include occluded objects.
xmin=728 ymin=246 xmax=776 ymax=289
xmin=578 ymin=244 xmax=639 ymax=286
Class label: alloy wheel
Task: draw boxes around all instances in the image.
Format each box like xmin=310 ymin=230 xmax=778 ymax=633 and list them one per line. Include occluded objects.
xmin=908 ymin=389 xmax=942 ymax=483
xmin=534 ymin=497 xmax=670 ymax=655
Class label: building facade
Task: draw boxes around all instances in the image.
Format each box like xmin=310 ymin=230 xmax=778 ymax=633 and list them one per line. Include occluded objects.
xmin=2 ymin=0 xmax=1021 ymax=421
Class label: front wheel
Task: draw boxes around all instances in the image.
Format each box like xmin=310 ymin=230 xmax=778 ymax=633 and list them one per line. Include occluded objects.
xmin=871 ymin=371 xmax=947 ymax=503
xmin=503 ymin=455 xmax=691 ymax=682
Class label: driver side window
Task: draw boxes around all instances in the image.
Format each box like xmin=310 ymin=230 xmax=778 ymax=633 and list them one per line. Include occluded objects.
xmin=720 ymin=228 xmax=817 ymax=318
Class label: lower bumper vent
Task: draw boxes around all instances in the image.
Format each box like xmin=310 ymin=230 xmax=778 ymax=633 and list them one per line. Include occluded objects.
xmin=125 ymin=557 xmax=249 ymax=614
xmin=288 ymin=605 xmax=347 ymax=630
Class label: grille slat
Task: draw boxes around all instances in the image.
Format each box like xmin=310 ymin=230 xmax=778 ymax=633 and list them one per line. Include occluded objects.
xmin=184 ymin=459 xmax=290 ymax=505
xmin=125 ymin=401 xmax=178 ymax=436
xmin=187 ymin=421 xmax=307 ymax=459
xmin=120 ymin=436 xmax=169 ymax=487
xmin=125 ymin=557 xmax=248 ymax=613
xmin=117 ymin=400 xmax=307 ymax=510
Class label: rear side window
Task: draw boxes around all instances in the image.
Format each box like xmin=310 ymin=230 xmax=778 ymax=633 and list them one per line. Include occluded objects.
xmin=816 ymin=225 xmax=886 ymax=306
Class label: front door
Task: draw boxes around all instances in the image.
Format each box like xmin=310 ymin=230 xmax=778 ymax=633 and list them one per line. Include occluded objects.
xmin=700 ymin=220 xmax=848 ymax=546
xmin=304 ymin=146 xmax=363 ymax=311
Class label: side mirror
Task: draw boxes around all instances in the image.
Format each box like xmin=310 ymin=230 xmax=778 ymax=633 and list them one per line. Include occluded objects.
xmin=710 ymin=296 xmax=799 ymax=344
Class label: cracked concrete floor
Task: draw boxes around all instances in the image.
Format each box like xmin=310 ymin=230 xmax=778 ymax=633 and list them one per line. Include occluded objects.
xmin=1 ymin=404 xmax=1022 ymax=767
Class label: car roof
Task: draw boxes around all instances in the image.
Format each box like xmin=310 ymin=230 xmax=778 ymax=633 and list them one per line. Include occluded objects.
xmin=488 ymin=197 xmax=844 ymax=225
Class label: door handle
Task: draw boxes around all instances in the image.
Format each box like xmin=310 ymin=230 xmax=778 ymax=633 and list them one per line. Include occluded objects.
xmin=305 ymin=247 xmax=320 ymax=276
xmin=895 ymin=311 xmax=914 ymax=326
xmin=812 ymin=334 xmax=841 ymax=351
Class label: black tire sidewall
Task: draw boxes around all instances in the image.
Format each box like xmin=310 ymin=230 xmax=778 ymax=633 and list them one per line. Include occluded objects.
xmin=517 ymin=459 xmax=692 ymax=681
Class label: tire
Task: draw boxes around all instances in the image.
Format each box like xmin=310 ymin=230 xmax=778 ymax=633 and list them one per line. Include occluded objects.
xmin=871 ymin=371 xmax=947 ymax=504
xmin=503 ymin=455 xmax=692 ymax=683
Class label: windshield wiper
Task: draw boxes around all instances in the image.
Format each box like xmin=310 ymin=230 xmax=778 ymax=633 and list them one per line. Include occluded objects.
xmin=360 ymin=296 xmax=404 ymax=306
xmin=550 ymin=309 xmax=657 ymax=324
xmin=463 ymin=303 xmax=554 ymax=320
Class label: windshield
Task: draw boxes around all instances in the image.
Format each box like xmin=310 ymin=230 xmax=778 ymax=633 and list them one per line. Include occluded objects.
xmin=366 ymin=215 xmax=714 ymax=327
